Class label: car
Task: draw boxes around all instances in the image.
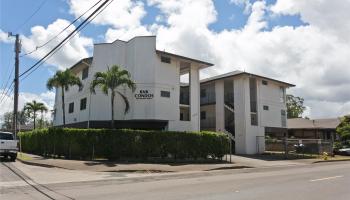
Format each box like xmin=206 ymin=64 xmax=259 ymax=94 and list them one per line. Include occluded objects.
xmin=0 ymin=131 xmax=18 ymax=161
xmin=337 ymin=148 xmax=350 ymax=156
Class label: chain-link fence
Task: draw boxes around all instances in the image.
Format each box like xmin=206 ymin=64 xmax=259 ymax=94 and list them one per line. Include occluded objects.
xmin=263 ymin=138 xmax=333 ymax=156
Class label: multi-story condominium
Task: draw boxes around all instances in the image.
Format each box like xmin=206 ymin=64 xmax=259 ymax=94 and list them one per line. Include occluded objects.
xmin=53 ymin=36 xmax=213 ymax=131
xmin=53 ymin=36 xmax=294 ymax=154
xmin=195 ymin=71 xmax=294 ymax=154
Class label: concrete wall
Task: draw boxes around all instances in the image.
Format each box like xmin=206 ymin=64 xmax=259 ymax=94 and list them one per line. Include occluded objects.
xmin=53 ymin=36 xmax=202 ymax=131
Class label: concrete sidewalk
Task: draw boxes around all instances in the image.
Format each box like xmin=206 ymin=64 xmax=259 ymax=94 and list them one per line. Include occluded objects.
xmin=224 ymin=154 xmax=307 ymax=167
xmin=16 ymin=153 xmax=248 ymax=172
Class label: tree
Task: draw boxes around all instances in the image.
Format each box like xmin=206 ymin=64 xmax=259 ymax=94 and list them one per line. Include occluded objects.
xmin=1 ymin=112 xmax=13 ymax=130
xmin=90 ymin=65 xmax=135 ymax=129
xmin=1 ymin=111 xmax=29 ymax=130
xmin=336 ymin=115 xmax=350 ymax=142
xmin=47 ymin=69 xmax=82 ymax=127
xmin=24 ymin=100 xmax=47 ymax=129
xmin=286 ymin=94 xmax=306 ymax=118
xmin=39 ymin=105 xmax=48 ymax=128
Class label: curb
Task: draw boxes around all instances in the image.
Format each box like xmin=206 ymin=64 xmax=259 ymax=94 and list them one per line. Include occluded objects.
xmin=16 ymin=157 xmax=251 ymax=173
xmin=16 ymin=158 xmax=69 ymax=170
xmin=313 ymin=159 xmax=350 ymax=164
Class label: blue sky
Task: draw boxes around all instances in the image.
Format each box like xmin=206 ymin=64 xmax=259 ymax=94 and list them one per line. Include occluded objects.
xmin=1 ymin=0 xmax=349 ymax=119
xmin=0 ymin=0 xmax=303 ymax=94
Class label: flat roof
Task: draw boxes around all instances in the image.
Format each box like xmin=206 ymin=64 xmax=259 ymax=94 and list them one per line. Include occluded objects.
xmin=200 ymin=70 xmax=295 ymax=87
xmin=156 ymin=50 xmax=214 ymax=67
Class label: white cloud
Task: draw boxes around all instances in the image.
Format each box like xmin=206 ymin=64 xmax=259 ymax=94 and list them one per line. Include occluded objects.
xmin=229 ymin=0 xmax=252 ymax=14
xmin=0 ymin=90 xmax=55 ymax=124
xmin=68 ymin=0 xmax=146 ymax=29
xmin=271 ymin=0 xmax=350 ymax=41
xmin=20 ymin=19 xmax=93 ymax=70
xmin=147 ymin=0 xmax=350 ymax=118
xmin=0 ymin=29 xmax=15 ymax=43
xmin=18 ymin=0 xmax=347 ymax=119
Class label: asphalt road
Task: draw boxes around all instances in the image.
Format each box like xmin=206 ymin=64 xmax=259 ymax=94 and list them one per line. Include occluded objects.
xmin=1 ymin=160 xmax=349 ymax=200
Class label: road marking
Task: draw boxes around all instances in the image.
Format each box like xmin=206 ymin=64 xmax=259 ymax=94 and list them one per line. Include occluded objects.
xmin=310 ymin=175 xmax=344 ymax=182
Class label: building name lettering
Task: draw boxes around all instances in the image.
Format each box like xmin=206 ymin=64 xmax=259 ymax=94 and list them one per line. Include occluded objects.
xmin=135 ymin=90 xmax=154 ymax=99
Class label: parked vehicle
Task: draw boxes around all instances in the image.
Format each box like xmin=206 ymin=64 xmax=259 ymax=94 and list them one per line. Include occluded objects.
xmin=0 ymin=131 xmax=18 ymax=161
xmin=336 ymin=148 xmax=350 ymax=156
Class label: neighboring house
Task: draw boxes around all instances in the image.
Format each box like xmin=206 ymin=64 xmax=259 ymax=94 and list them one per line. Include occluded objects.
xmin=53 ymin=36 xmax=213 ymax=131
xmin=52 ymin=35 xmax=295 ymax=154
xmin=287 ymin=118 xmax=341 ymax=141
xmin=195 ymin=71 xmax=294 ymax=154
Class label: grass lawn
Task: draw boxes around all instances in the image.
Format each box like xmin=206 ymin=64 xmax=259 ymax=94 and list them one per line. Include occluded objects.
xmin=17 ymin=152 xmax=33 ymax=161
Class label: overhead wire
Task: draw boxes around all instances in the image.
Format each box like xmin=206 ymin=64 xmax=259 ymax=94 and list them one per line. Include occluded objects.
xmin=20 ymin=0 xmax=103 ymax=57
xmin=20 ymin=0 xmax=113 ymax=81
xmin=13 ymin=0 xmax=48 ymax=32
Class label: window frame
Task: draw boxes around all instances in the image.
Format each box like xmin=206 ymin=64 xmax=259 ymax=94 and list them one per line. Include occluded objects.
xmin=68 ymin=102 xmax=74 ymax=114
xmin=80 ymin=98 xmax=87 ymax=110
xmin=160 ymin=90 xmax=170 ymax=98
xmin=160 ymin=56 xmax=171 ymax=64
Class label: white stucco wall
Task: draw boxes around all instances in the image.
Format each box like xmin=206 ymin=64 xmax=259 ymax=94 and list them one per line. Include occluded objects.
xmin=53 ymin=36 xmax=205 ymax=132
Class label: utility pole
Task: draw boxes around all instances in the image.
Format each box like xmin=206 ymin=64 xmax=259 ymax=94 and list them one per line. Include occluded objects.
xmin=9 ymin=32 xmax=20 ymax=138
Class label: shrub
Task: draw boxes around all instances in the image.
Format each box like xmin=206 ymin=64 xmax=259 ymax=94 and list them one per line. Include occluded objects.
xmin=18 ymin=128 xmax=229 ymax=161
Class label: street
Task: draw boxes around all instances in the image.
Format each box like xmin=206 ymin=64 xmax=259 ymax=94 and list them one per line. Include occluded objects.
xmin=1 ymin=160 xmax=349 ymax=200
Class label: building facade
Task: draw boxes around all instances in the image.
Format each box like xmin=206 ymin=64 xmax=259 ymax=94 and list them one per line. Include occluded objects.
xmin=194 ymin=71 xmax=294 ymax=154
xmin=53 ymin=36 xmax=213 ymax=131
xmin=53 ymin=36 xmax=294 ymax=154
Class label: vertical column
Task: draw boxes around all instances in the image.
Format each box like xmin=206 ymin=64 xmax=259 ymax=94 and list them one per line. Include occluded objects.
xmin=234 ymin=77 xmax=249 ymax=154
xmin=190 ymin=66 xmax=200 ymax=131
xmin=215 ymin=80 xmax=225 ymax=132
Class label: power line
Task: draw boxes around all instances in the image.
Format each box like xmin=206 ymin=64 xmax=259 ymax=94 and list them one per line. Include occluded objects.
xmin=20 ymin=0 xmax=103 ymax=57
xmin=0 ymin=81 xmax=14 ymax=105
xmin=19 ymin=0 xmax=112 ymax=79
xmin=14 ymin=0 xmax=48 ymax=32
xmin=21 ymin=0 xmax=114 ymax=82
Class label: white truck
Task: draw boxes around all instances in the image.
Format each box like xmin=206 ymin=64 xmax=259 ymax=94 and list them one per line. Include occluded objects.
xmin=0 ymin=131 xmax=18 ymax=161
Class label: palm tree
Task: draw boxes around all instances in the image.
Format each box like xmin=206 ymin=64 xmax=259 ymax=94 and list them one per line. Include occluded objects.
xmin=39 ymin=105 xmax=48 ymax=128
xmin=90 ymin=65 xmax=136 ymax=129
xmin=24 ymin=100 xmax=47 ymax=129
xmin=47 ymin=69 xmax=82 ymax=127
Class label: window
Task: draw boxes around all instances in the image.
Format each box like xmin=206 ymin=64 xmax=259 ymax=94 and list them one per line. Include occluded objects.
xmin=161 ymin=56 xmax=171 ymax=64
xmin=279 ymin=86 xmax=285 ymax=102
xmin=68 ymin=102 xmax=74 ymax=113
xmin=200 ymin=89 xmax=206 ymax=98
xmin=251 ymin=113 xmax=258 ymax=126
xmin=82 ymin=67 xmax=89 ymax=80
xmin=160 ymin=90 xmax=170 ymax=98
xmin=262 ymin=80 xmax=268 ymax=85
xmin=80 ymin=98 xmax=87 ymax=110
xmin=200 ymin=111 xmax=206 ymax=120
xmin=180 ymin=113 xmax=184 ymax=121
xmin=263 ymin=105 xmax=269 ymax=110
xmin=78 ymin=85 xmax=83 ymax=92
xmin=281 ymin=110 xmax=286 ymax=127
xmin=250 ymin=78 xmax=258 ymax=126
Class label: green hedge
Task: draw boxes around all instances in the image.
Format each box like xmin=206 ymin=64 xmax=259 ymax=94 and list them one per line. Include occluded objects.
xmin=18 ymin=128 xmax=229 ymax=160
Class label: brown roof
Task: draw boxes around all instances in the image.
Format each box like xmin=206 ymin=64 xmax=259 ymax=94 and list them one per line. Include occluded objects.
xmin=288 ymin=118 xmax=341 ymax=129
xmin=70 ymin=57 xmax=93 ymax=70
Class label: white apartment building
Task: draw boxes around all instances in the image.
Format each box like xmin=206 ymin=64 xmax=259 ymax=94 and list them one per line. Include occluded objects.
xmin=196 ymin=71 xmax=294 ymax=154
xmin=53 ymin=36 xmax=213 ymax=131
xmin=53 ymin=36 xmax=294 ymax=154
